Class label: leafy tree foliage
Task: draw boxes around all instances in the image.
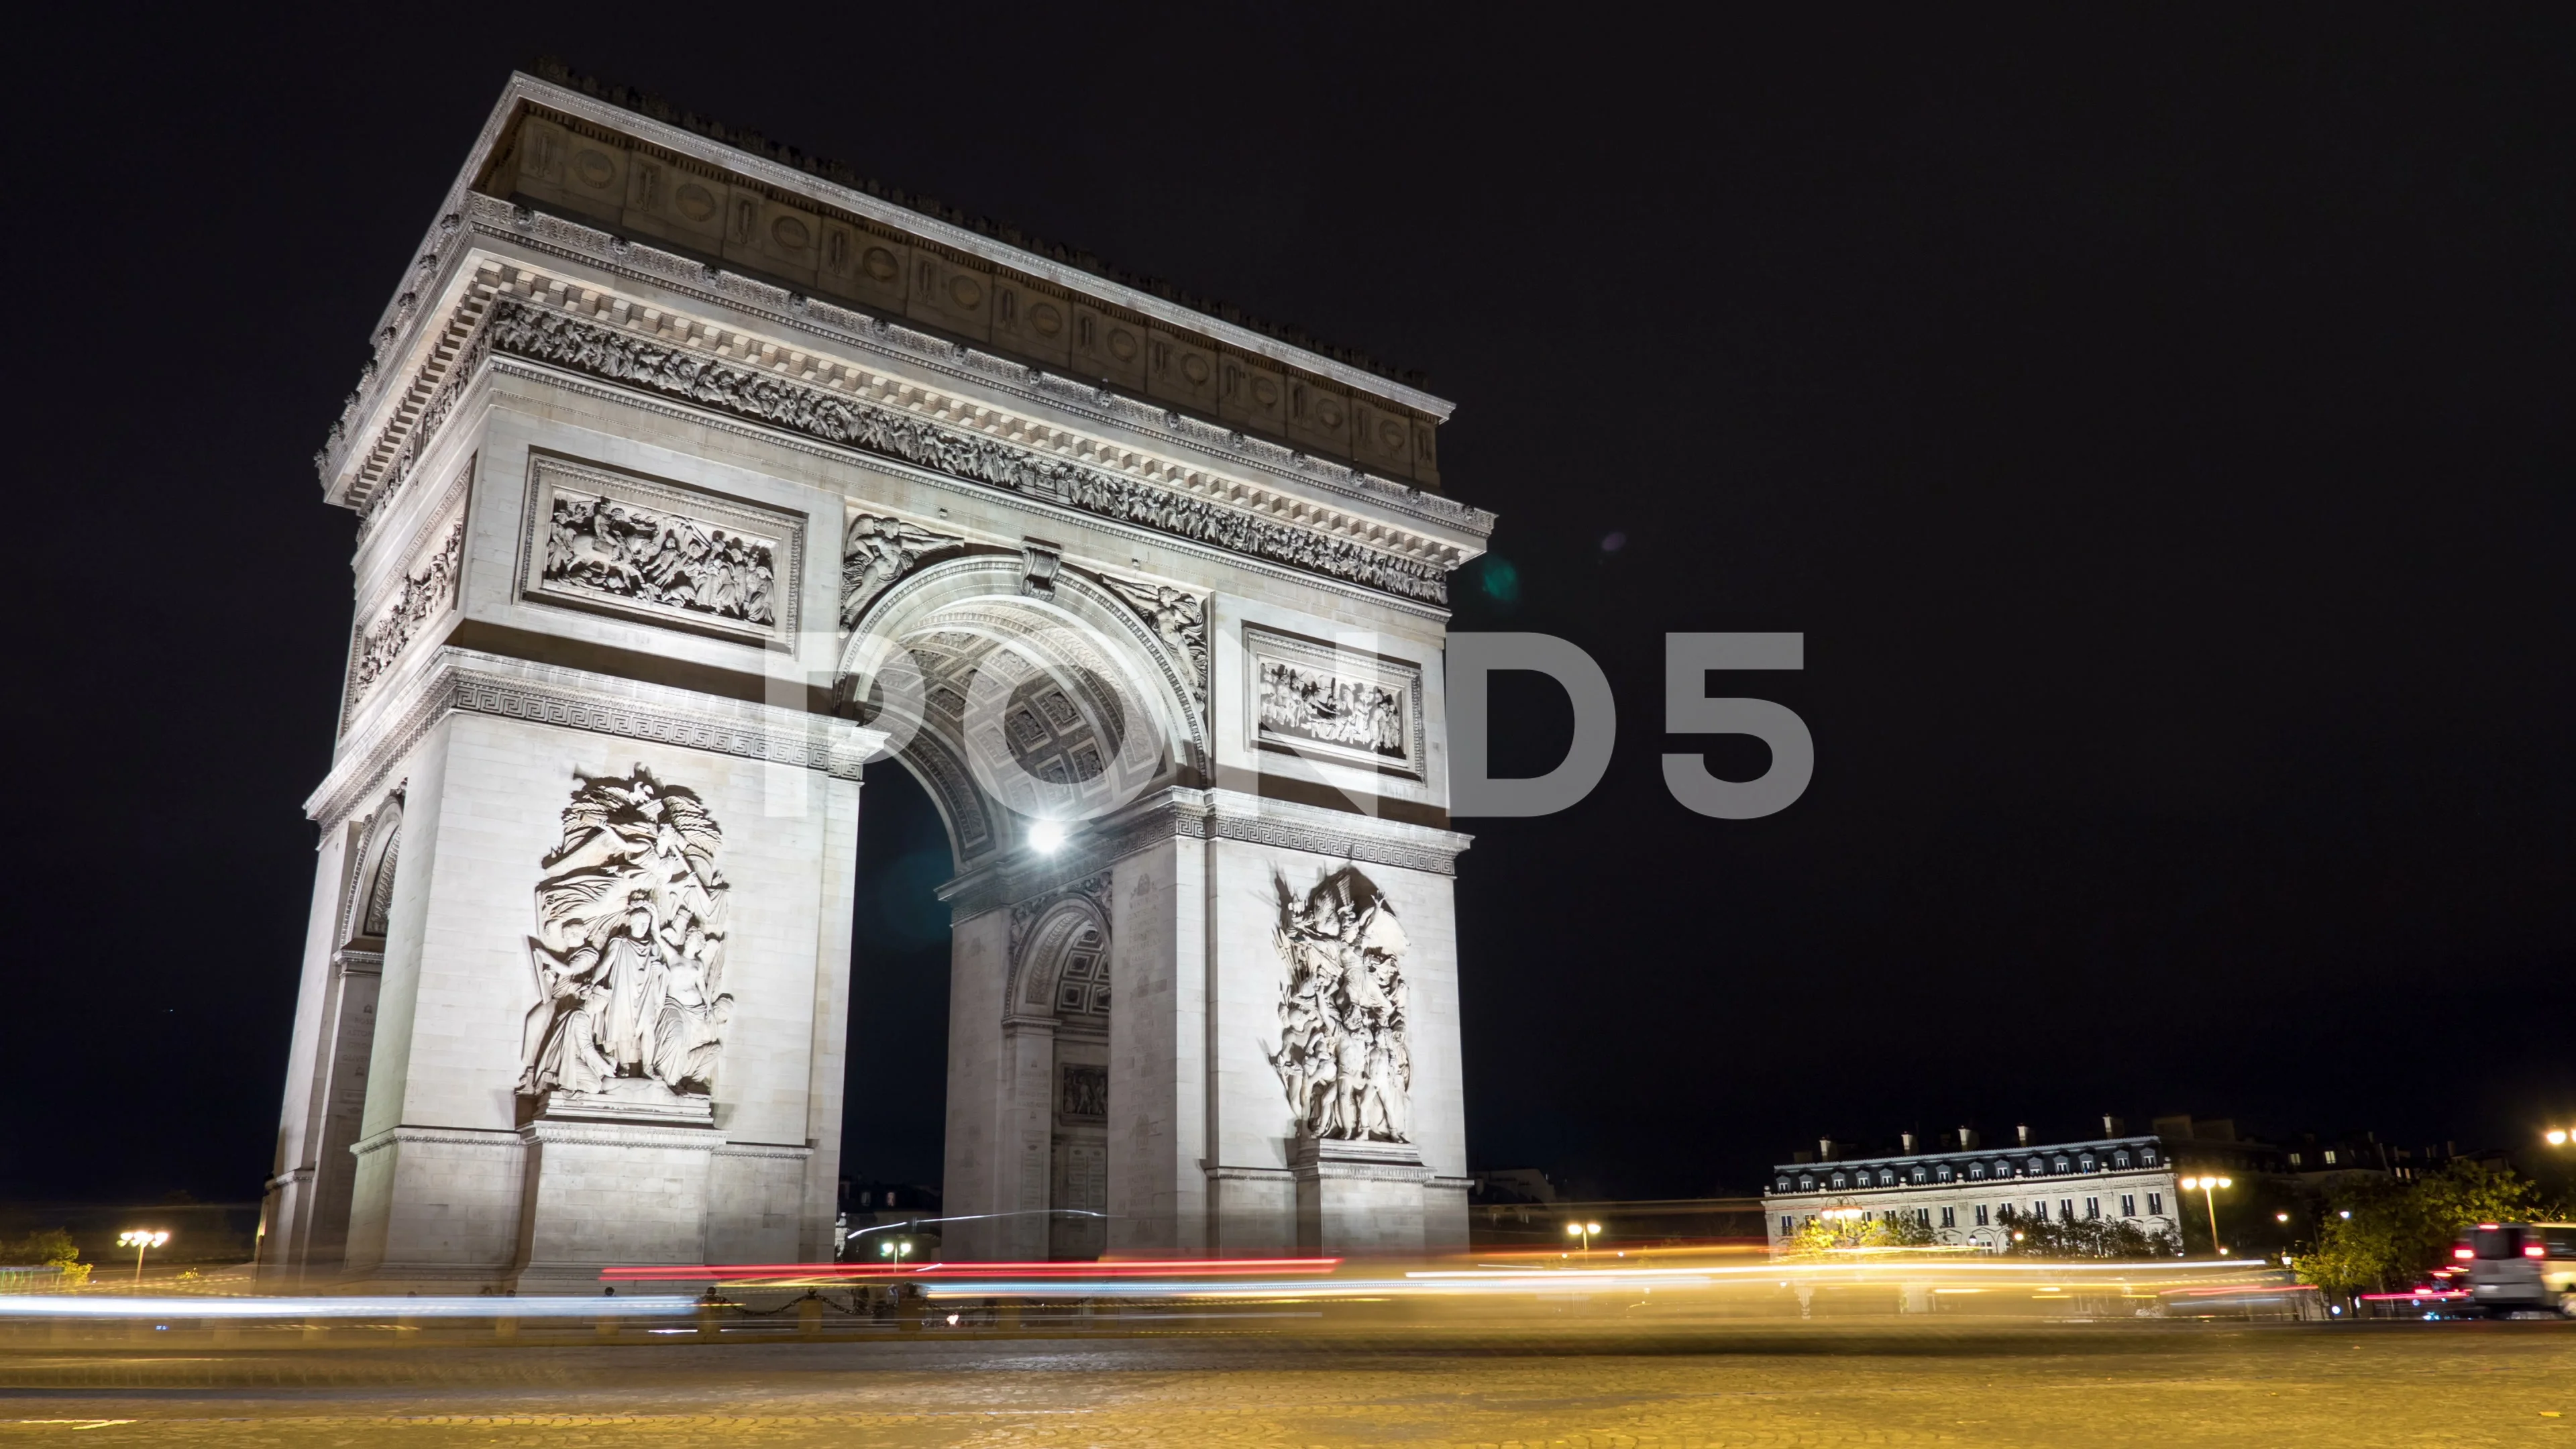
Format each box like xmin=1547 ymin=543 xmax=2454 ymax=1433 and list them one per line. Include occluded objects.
xmin=2004 ymin=1214 xmax=2181 ymax=1259
xmin=1778 ymin=1208 xmax=1935 ymax=1256
xmin=2297 ymin=1160 xmax=2561 ymax=1295
xmin=0 ymin=1228 xmax=80 ymax=1267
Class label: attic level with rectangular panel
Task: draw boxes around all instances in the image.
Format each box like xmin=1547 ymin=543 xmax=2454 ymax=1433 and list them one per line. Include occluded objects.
xmin=466 ymin=84 xmax=1449 ymax=492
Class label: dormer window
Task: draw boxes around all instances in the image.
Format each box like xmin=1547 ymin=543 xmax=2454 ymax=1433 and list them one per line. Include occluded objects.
xmin=2051 ymin=1156 xmax=2070 ymax=1173
xmin=1831 ymin=1172 xmax=1848 ymax=1189
xmin=1799 ymin=1175 xmax=1816 ymax=1191
xmin=2078 ymin=1154 xmax=2096 ymax=1172
xmin=1878 ymin=1169 xmax=1896 ymax=1187
xmin=2114 ymin=1151 xmax=2132 ymax=1169
xmin=2029 ymin=1158 xmax=2046 ymax=1175
xmin=1969 ymin=1162 xmax=1987 ymax=1179
xmin=1910 ymin=1167 xmax=1928 ymax=1184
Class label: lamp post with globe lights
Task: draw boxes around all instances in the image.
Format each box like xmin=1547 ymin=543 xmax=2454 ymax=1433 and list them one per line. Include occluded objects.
xmin=1564 ymin=1220 xmax=1603 ymax=1258
xmin=117 ymin=1230 xmax=169 ymax=1286
xmin=2178 ymin=1175 xmax=2231 ymax=1255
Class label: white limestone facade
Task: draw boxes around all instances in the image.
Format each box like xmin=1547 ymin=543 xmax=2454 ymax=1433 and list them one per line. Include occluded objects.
xmin=258 ymin=72 xmax=1491 ymax=1291
xmin=1762 ymin=1136 xmax=2185 ymax=1254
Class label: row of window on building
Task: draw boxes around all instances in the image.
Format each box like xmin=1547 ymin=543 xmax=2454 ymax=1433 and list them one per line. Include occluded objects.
xmin=1776 ymin=1146 xmax=2160 ymax=1195
xmin=1781 ymin=1192 xmax=2167 ymax=1235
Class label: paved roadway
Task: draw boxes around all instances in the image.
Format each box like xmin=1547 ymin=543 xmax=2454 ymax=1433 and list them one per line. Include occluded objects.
xmin=2 ymin=1322 xmax=2570 ymax=1445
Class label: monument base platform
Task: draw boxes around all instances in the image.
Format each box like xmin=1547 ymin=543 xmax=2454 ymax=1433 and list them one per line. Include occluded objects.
xmin=1293 ymin=1136 xmax=1435 ymax=1256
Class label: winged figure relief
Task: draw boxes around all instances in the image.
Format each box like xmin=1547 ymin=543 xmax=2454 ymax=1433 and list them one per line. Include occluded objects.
xmin=1102 ymin=575 xmax=1208 ymax=702
xmin=840 ymin=513 xmax=964 ymax=631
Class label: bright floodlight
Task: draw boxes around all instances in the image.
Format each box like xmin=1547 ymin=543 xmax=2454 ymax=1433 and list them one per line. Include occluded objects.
xmin=1030 ymin=820 xmax=1067 ymax=853
xmin=2550 ymin=1129 xmax=2570 ymax=1146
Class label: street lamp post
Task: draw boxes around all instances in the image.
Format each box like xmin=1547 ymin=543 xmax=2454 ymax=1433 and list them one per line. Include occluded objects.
xmin=1564 ymin=1221 xmax=1602 ymax=1257
xmin=117 ymin=1230 xmax=169 ymax=1286
xmin=2178 ymin=1176 xmax=2231 ymax=1255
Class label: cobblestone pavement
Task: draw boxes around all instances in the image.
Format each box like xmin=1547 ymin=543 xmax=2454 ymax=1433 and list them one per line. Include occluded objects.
xmin=1 ymin=1322 xmax=2569 ymax=1446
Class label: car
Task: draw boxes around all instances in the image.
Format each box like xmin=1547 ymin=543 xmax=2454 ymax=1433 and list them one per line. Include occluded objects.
xmin=2455 ymin=1222 xmax=2576 ymax=1318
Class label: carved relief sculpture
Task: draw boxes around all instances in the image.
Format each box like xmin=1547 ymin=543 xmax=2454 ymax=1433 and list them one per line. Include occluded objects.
xmin=1102 ymin=574 xmax=1208 ymax=704
xmin=348 ymin=518 xmax=464 ymax=710
xmin=521 ymin=454 xmax=804 ymax=645
xmin=518 ymin=766 xmax=734 ymax=1103
xmin=1244 ymin=626 xmax=1422 ymax=776
xmin=840 ymin=512 xmax=962 ymax=630
xmin=1267 ymin=866 xmax=1411 ymax=1143
xmin=543 ymin=491 xmax=776 ymax=625
xmin=486 ymin=299 xmax=1452 ymax=603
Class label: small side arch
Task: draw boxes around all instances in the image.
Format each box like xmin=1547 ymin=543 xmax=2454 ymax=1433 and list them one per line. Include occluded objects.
xmin=1010 ymin=891 xmax=1110 ymax=1020
xmin=339 ymin=796 xmax=404 ymax=949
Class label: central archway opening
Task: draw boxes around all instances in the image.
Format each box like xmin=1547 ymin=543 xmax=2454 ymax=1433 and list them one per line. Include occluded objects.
xmin=833 ymin=558 xmax=1208 ymax=1263
xmin=838 ymin=759 xmax=952 ymax=1244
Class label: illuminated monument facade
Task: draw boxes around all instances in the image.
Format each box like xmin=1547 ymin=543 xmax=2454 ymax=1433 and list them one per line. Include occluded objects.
xmin=259 ymin=71 xmax=1492 ymax=1290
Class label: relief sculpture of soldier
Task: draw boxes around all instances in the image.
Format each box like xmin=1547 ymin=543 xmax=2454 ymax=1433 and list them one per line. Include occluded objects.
xmin=519 ymin=766 xmax=735 ymax=1102
xmin=1267 ymin=866 xmax=1411 ymax=1142
xmin=543 ymin=491 xmax=776 ymax=626
xmin=1258 ymin=662 xmax=1405 ymax=760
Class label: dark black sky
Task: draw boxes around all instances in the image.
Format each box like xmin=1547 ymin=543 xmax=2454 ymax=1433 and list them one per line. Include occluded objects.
xmin=8 ymin=7 xmax=2571 ymax=1203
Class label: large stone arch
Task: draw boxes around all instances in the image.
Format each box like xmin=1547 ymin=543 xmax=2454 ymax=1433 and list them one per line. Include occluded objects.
xmin=837 ymin=557 xmax=1209 ymax=1260
xmin=838 ymin=551 xmax=1208 ymax=871
xmin=258 ymin=71 xmax=1489 ymax=1291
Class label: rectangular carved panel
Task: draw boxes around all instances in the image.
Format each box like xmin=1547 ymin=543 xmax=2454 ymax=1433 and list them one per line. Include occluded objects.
xmin=516 ymin=451 xmax=805 ymax=647
xmin=1244 ymin=625 xmax=1424 ymax=778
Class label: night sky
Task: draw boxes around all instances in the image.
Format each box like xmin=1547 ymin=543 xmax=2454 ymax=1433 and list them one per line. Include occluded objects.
xmin=10 ymin=9 xmax=2571 ymax=1206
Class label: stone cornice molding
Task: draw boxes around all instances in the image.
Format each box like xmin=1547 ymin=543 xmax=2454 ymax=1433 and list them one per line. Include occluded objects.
xmin=519 ymin=1120 xmax=721 ymax=1150
xmin=325 ymin=207 xmax=1491 ymax=559
xmin=462 ymin=198 xmax=1487 ymax=533
xmin=308 ymin=647 xmax=884 ymax=831
xmin=350 ymin=1125 xmax=523 ymax=1158
xmin=466 ymin=286 xmax=1459 ymax=604
xmin=940 ymin=786 xmax=1472 ymax=920
xmin=425 ymin=74 xmax=1454 ymax=419
xmin=711 ymin=1141 xmax=816 ymax=1161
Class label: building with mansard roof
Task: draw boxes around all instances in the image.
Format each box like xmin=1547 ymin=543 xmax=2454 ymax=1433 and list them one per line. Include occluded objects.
xmin=1763 ymin=1126 xmax=2184 ymax=1254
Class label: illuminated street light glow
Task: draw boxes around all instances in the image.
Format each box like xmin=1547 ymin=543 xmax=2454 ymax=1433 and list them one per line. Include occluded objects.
xmin=2177 ymin=1176 xmax=2231 ymax=1254
xmin=116 ymin=1230 xmax=170 ymax=1286
xmin=2548 ymin=1129 xmax=2569 ymax=1146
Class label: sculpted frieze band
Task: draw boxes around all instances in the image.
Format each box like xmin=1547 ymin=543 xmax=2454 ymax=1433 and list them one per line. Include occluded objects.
xmin=348 ymin=515 xmax=465 ymax=713
xmin=484 ymin=297 xmax=1451 ymax=604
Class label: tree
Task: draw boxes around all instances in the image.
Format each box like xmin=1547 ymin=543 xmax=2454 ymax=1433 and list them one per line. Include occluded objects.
xmin=0 ymin=1229 xmax=81 ymax=1268
xmin=1778 ymin=1208 xmax=1935 ymax=1256
xmin=0 ymin=1228 xmax=91 ymax=1285
xmin=2297 ymin=1160 xmax=2560 ymax=1296
xmin=2004 ymin=1214 xmax=2181 ymax=1260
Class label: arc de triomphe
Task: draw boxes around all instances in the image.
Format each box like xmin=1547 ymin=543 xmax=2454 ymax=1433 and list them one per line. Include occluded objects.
xmin=257 ymin=72 xmax=1493 ymax=1291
